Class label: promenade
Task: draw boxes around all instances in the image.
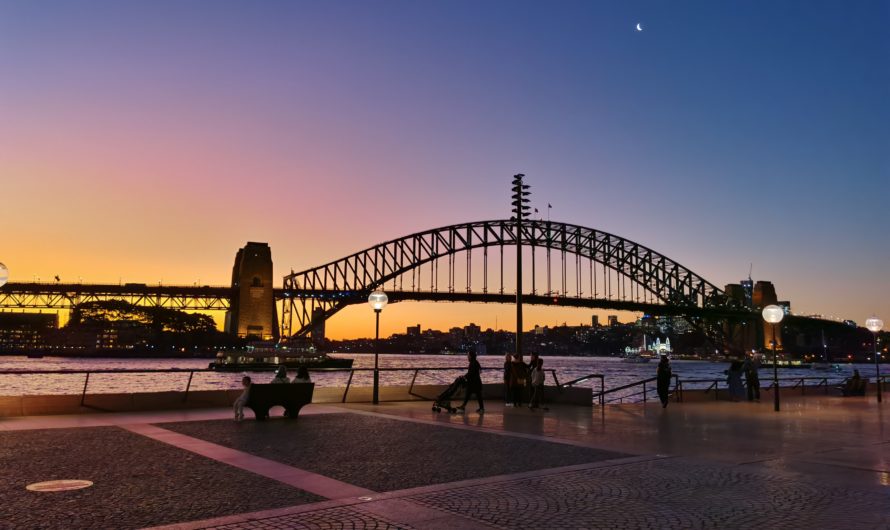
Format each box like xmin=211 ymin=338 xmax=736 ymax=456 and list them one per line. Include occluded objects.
xmin=1 ymin=394 xmax=888 ymax=529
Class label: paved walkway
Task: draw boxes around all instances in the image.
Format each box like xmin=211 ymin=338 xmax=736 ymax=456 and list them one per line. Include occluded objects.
xmin=1 ymin=395 xmax=888 ymax=528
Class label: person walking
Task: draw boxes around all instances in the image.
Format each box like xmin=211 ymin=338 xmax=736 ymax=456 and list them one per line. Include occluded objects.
xmin=743 ymin=358 xmax=760 ymax=402
xmin=457 ymin=351 xmax=484 ymax=413
xmin=656 ymin=355 xmax=672 ymax=408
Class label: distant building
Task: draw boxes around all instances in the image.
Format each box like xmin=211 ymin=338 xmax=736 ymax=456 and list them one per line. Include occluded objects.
xmin=740 ymin=278 xmax=754 ymax=308
xmin=0 ymin=312 xmax=58 ymax=349
xmin=464 ymin=323 xmax=481 ymax=338
xmin=225 ymin=242 xmax=277 ymax=341
xmin=752 ymin=281 xmax=778 ymax=309
xmin=608 ymin=315 xmax=619 ymax=327
xmin=591 ymin=315 xmax=599 ymax=329
xmin=406 ymin=324 xmax=421 ymax=337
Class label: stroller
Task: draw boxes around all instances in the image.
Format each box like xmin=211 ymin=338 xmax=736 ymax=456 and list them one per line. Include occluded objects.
xmin=432 ymin=375 xmax=466 ymax=413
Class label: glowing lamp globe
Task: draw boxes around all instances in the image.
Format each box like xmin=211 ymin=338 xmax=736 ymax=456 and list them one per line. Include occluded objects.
xmin=0 ymin=263 xmax=8 ymax=288
xmin=762 ymin=305 xmax=785 ymax=324
xmin=865 ymin=317 xmax=884 ymax=334
xmin=368 ymin=291 xmax=388 ymax=312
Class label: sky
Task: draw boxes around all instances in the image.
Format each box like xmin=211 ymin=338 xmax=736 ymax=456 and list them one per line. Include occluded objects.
xmin=1 ymin=1 xmax=888 ymax=339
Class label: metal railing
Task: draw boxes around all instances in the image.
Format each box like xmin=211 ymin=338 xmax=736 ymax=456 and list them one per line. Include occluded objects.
xmin=675 ymin=376 xmax=847 ymax=401
xmin=0 ymin=368 xmax=209 ymax=405
xmin=596 ymin=375 xmax=682 ymax=405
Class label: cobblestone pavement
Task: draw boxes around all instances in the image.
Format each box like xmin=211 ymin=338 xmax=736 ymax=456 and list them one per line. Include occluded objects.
xmin=406 ymin=457 xmax=890 ymax=529
xmin=159 ymin=414 xmax=626 ymax=492
xmin=0 ymin=426 xmax=322 ymax=529
xmin=204 ymin=506 xmax=413 ymax=530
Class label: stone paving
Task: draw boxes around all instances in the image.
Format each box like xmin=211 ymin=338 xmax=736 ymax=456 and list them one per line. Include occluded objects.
xmin=158 ymin=413 xmax=626 ymax=492
xmin=0 ymin=426 xmax=322 ymax=529
xmin=3 ymin=395 xmax=890 ymax=529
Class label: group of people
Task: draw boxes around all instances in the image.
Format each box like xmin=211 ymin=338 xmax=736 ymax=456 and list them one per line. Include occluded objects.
xmin=503 ymin=352 xmax=547 ymax=409
xmin=232 ymin=365 xmax=313 ymax=421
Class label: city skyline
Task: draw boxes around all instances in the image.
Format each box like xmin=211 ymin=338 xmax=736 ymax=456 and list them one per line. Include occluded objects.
xmin=2 ymin=1 xmax=887 ymax=339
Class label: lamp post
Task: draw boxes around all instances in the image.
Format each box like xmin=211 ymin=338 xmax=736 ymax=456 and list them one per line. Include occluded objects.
xmin=368 ymin=291 xmax=388 ymax=405
xmin=865 ymin=316 xmax=884 ymax=403
xmin=762 ymin=305 xmax=785 ymax=412
xmin=0 ymin=263 xmax=8 ymax=287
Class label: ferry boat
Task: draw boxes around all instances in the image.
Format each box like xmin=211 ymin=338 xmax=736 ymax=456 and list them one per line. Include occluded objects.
xmin=209 ymin=341 xmax=353 ymax=372
xmin=620 ymin=335 xmax=669 ymax=363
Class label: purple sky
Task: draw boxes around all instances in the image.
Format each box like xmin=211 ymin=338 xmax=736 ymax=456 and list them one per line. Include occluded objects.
xmin=1 ymin=1 xmax=887 ymax=337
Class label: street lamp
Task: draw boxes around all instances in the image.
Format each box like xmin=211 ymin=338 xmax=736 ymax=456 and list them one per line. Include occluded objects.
xmin=865 ymin=316 xmax=884 ymax=403
xmin=762 ymin=305 xmax=785 ymax=412
xmin=0 ymin=263 xmax=8 ymax=287
xmin=368 ymin=291 xmax=388 ymax=405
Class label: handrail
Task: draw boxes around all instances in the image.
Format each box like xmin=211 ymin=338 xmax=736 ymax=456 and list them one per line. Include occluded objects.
xmin=597 ymin=375 xmax=680 ymax=405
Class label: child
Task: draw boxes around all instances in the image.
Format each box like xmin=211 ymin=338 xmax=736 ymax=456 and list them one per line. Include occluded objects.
xmin=233 ymin=375 xmax=251 ymax=422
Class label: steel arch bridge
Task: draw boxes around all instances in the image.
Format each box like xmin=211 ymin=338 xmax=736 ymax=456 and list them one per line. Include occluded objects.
xmin=282 ymin=219 xmax=752 ymax=348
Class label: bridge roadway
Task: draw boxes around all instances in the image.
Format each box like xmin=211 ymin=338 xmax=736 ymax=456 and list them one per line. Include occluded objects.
xmin=0 ymin=282 xmax=756 ymax=319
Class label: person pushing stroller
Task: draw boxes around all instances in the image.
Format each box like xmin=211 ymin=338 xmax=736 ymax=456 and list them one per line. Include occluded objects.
xmin=456 ymin=351 xmax=484 ymax=413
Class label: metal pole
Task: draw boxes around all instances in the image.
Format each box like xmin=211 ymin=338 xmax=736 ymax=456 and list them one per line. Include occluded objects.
xmin=516 ymin=215 xmax=523 ymax=360
xmin=373 ymin=309 xmax=381 ymax=404
xmin=773 ymin=323 xmax=780 ymax=412
xmin=874 ymin=331 xmax=882 ymax=403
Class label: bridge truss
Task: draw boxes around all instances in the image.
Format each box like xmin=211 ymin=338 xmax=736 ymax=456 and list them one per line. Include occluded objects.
xmin=0 ymin=283 xmax=235 ymax=311
xmin=282 ymin=219 xmax=753 ymax=349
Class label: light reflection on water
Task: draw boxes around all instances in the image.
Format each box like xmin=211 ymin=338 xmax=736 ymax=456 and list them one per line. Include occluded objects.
xmin=0 ymin=354 xmax=860 ymax=402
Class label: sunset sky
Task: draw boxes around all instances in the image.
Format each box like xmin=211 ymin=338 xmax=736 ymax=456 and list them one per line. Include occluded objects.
xmin=2 ymin=1 xmax=888 ymax=339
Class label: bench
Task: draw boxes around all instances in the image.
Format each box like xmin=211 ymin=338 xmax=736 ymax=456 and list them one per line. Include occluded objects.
xmin=245 ymin=383 xmax=314 ymax=420
xmin=840 ymin=378 xmax=868 ymax=397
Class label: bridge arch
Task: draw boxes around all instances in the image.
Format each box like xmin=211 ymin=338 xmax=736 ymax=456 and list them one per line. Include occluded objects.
xmin=282 ymin=219 xmax=743 ymax=340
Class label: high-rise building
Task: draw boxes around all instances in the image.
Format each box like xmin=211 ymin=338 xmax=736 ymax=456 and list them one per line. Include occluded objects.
xmin=752 ymin=281 xmax=778 ymax=309
xmin=406 ymin=324 xmax=421 ymax=337
xmin=591 ymin=315 xmax=599 ymax=328
xmin=608 ymin=315 xmax=618 ymax=327
xmin=740 ymin=278 xmax=754 ymax=308
xmin=225 ymin=242 xmax=277 ymax=340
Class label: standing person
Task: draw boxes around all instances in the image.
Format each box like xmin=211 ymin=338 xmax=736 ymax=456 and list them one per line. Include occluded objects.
xmin=457 ymin=351 xmax=485 ymax=413
xmin=233 ymin=375 xmax=252 ymax=422
xmin=528 ymin=357 xmax=547 ymax=410
xmin=503 ymin=353 xmax=513 ymax=407
xmin=271 ymin=366 xmax=290 ymax=384
xmin=743 ymin=358 xmax=760 ymax=402
xmin=509 ymin=353 xmax=528 ymax=408
xmin=527 ymin=352 xmax=540 ymax=397
xmin=726 ymin=361 xmax=745 ymax=401
xmin=656 ymin=355 xmax=672 ymax=408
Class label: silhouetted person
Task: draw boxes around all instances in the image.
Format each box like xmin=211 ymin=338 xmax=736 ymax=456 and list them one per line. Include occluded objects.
xmin=271 ymin=366 xmax=289 ymax=384
xmin=843 ymin=369 xmax=863 ymax=396
xmin=457 ymin=351 xmax=484 ymax=413
xmin=726 ymin=361 xmax=745 ymax=401
xmin=656 ymin=355 xmax=672 ymax=408
xmin=292 ymin=366 xmax=311 ymax=383
xmin=503 ymin=353 xmax=513 ymax=406
xmin=744 ymin=358 xmax=760 ymax=401
xmin=529 ymin=358 xmax=545 ymax=409
xmin=233 ymin=375 xmax=251 ymax=422
xmin=509 ymin=353 xmax=528 ymax=407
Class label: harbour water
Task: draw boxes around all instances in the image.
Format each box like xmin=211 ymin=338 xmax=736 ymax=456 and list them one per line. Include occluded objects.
xmin=0 ymin=354 xmax=861 ymax=401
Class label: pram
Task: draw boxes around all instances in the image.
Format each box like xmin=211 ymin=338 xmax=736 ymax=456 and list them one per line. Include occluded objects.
xmin=432 ymin=375 xmax=466 ymax=413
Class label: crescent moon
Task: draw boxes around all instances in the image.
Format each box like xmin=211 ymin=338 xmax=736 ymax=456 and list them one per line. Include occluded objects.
xmin=636 ymin=23 xmax=643 ymax=31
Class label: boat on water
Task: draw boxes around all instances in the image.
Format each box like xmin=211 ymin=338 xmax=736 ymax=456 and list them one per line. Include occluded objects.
xmin=209 ymin=341 xmax=353 ymax=372
xmin=620 ymin=334 xmax=670 ymax=363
